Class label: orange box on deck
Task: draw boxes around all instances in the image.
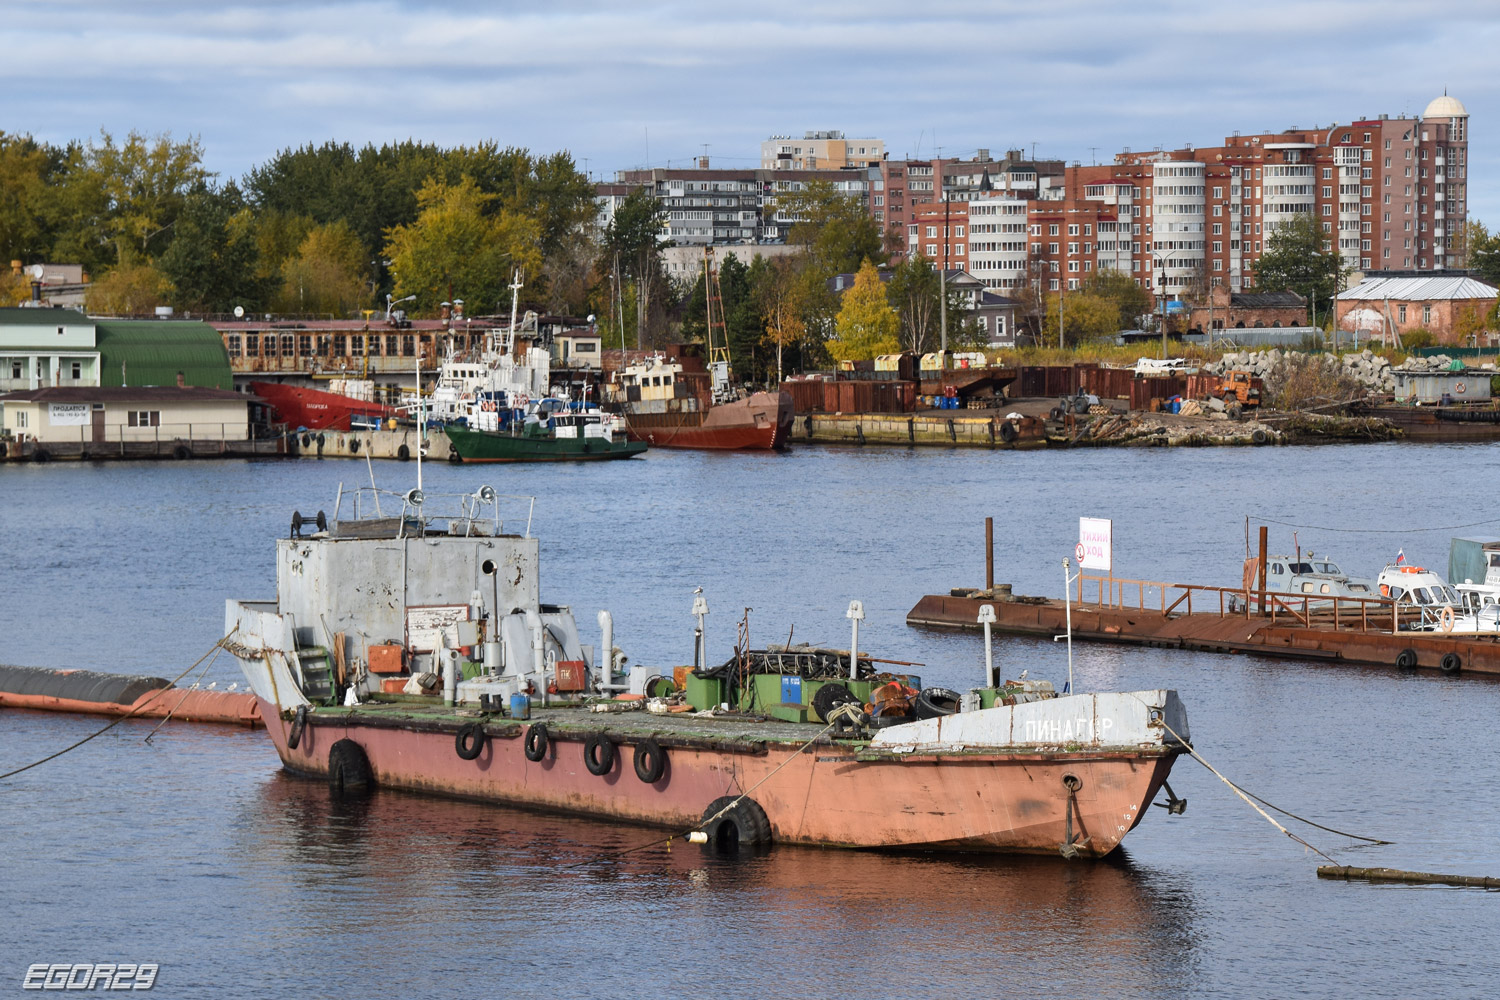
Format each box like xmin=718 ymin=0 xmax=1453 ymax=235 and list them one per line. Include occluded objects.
xmin=555 ymin=660 xmax=587 ymax=692
xmin=380 ymin=678 xmax=409 ymax=693
xmin=368 ymin=645 xmax=405 ymax=674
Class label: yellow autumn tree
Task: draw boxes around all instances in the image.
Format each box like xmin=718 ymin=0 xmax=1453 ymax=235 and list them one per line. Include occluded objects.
xmin=829 ymin=260 xmax=899 ymax=362
xmin=384 ymin=176 xmax=541 ymax=316
xmin=277 ymin=220 xmax=369 ymax=315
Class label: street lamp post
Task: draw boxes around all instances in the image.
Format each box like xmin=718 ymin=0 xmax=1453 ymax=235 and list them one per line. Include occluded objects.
xmin=1152 ymin=250 xmax=1183 ymax=360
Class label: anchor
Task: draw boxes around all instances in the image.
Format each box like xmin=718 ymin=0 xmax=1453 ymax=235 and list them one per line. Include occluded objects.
xmin=1152 ymin=781 xmax=1188 ymax=815
xmin=1058 ymin=774 xmax=1092 ymax=860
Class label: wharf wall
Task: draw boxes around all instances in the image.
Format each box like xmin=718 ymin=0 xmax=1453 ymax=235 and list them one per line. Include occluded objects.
xmin=1 ymin=437 xmax=285 ymax=462
xmin=285 ymin=427 xmax=453 ymax=462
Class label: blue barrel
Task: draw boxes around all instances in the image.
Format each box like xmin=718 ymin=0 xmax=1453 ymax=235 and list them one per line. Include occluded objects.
xmin=510 ymin=693 xmax=531 ymax=720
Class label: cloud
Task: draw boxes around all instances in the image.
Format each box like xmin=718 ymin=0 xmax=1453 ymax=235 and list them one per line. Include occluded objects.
xmin=4 ymin=1 xmax=1498 ymax=219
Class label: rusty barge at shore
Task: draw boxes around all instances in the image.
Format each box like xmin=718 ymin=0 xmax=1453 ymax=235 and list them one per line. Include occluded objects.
xmin=908 ymin=580 xmax=1500 ymax=676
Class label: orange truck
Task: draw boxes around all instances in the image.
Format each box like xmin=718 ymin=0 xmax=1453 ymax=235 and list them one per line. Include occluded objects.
xmin=1218 ymin=370 xmax=1263 ymax=409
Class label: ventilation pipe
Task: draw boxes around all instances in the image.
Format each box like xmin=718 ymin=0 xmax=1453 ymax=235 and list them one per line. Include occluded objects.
xmin=525 ymin=608 xmax=547 ymax=706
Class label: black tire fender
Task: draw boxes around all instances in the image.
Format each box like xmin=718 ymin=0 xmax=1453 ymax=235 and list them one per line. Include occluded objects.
xmin=700 ymin=795 xmax=772 ymax=848
xmin=173 ymin=444 xmax=192 ymax=460
xmin=349 ymin=437 xmax=360 ymax=453
xmin=633 ymin=738 xmax=666 ymax=783
xmin=286 ymin=704 xmax=308 ymax=750
xmin=1251 ymin=428 xmax=1269 ymax=445
xmin=1395 ymin=648 xmax=1418 ymax=670
xmin=811 ymin=682 xmax=857 ymax=723
xmin=913 ymin=686 xmax=962 ymax=719
xmin=448 ymin=450 xmax=462 ymax=464
xmin=33 ymin=449 xmax=51 ymax=463
xmin=1440 ymin=651 xmax=1462 ymax=675
xmin=999 ymin=420 xmax=1018 ymax=443
xmin=583 ymin=732 xmax=616 ymax=776
xmin=328 ymin=738 xmax=373 ymax=797
xmin=455 ymin=722 xmax=486 ymax=760
xmin=523 ymin=722 xmax=550 ymax=762
xmin=397 ymin=443 xmax=410 ymax=461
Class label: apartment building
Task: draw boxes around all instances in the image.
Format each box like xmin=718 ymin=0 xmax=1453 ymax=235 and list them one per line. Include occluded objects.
xmin=761 ymin=131 xmax=884 ymax=171
xmin=604 ymin=164 xmax=872 ymax=247
xmin=880 ymin=151 xmax=1064 ymax=248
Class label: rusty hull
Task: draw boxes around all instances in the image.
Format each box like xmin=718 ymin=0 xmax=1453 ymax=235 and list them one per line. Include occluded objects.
xmin=907 ymin=593 xmax=1500 ymax=675
xmin=262 ymin=698 xmax=1178 ymax=856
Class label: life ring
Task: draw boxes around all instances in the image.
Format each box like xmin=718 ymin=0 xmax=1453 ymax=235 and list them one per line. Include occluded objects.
xmin=286 ymin=704 xmax=308 ymax=750
xmin=1394 ymin=648 xmax=1418 ymax=670
xmin=583 ymin=732 xmax=616 ymax=776
xmin=455 ymin=722 xmax=486 ymax=760
xmin=1440 ymin=606 xmax=1456 ymax=632
xmin=633 ymin=738 xmax=666 ymax=783
xmin=1440 ymin=651 xmax=1462 ymax=675
xmin=327 ymin=738 xmax=372 ymax=796
xmin=397 ymin=443 xmax=410 ymax=461
xmin=699 ymin=795 xmax=772 ymax=848
xmin=999 ymin=420 xmax=1018 ymax=443
xmin=523 ymin=722 xmax=549 ymax=762
xmin=1454 ymin=381 xmax=1466 ymax=394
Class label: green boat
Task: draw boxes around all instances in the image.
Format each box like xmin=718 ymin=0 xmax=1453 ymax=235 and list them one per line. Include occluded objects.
xmin=444 ymin=413 xmax=648 ymax=463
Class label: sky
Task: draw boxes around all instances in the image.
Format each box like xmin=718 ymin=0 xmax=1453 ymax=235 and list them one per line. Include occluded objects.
xmin=7 ymin=0 xmax=1500 ymax=221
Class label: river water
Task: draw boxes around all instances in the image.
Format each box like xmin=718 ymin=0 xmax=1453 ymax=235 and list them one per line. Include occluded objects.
xmin=3 ymin=442 xmax=1499 ymax=998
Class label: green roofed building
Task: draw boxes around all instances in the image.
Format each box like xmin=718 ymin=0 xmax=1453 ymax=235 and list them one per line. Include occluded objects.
xmin=0 ymin=308 xmax=231 ymax=392
xmin=95 ymin=320 xmax=232 ymax=390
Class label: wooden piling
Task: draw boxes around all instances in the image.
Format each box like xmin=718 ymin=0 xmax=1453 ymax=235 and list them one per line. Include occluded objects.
xmin=985 ymin=517 xmax=994 ymax=591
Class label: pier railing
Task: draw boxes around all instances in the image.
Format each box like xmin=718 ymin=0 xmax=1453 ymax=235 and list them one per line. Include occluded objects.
xmin=1076 ymin=573 xmax=1419 ymax=633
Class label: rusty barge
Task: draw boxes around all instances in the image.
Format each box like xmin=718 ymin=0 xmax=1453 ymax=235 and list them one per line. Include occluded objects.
xmin=908 ymin=579 xmax=1500 ymax=676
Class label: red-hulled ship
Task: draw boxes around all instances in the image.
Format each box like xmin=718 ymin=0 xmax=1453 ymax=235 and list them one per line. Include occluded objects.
xmin=606 ymin=246 xmax=793 ymax=450
xmin=250 ymin=380 xmax=402 ymax=431
xmin=609 ymin=356 xmax=793 ymax=450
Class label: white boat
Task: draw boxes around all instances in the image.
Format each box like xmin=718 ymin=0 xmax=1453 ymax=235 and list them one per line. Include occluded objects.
xmin=1264 ymin=552 xmax=1377 ymax=605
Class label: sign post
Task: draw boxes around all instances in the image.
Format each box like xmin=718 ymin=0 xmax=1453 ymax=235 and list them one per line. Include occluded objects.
xmin=1078 ymin=517 xmax=1113 ymax=606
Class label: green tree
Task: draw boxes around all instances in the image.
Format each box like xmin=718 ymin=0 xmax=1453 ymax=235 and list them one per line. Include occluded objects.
xmin=1044 ymin=291 xmax=1120 ymax=346
xmin=84 ymin=260 xmax=172 ymax=315
xmin=781 ymin=180 xmax=885 ymax=352
xmin=0 ymin=132 xmax=67 ymax=263
xmin=887 ymin=252 xmax=941 ymax=354
xmin=1254 ymin=213 xmax=1342 ymax=322
xmin=277 ymin=220 xmax=369 ymax=315
xmin=600 ymin=189 xmax=668 ymax=346
xmin=1467 ymin=222 xmax=1500 ymax=288
xmin=756 ymin=254 xmax=807 ymax=381
xmin=82 ymin=130 xmax=211 ymax=266
xmin=158 ymin=183 xmax=264 ymax=312
xmin=383 ymin=176 xmax=541 ymax=316
xmin=1080 ymin=270 xmax=1152 ymax=331
xmin=829 ymin=261 xmax=900 ymax=361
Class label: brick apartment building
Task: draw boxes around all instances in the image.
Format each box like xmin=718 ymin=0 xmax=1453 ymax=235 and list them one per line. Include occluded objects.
xmin=896 ymin=93 xmax=1468 ymax=312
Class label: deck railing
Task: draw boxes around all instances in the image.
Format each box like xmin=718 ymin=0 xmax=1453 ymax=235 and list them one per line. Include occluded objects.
xmin=1076 ymin=573 xmax=1418 ymax=634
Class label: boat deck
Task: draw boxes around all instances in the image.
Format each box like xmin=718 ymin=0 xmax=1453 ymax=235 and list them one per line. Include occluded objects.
xmin=304 ymin=697 xmax=843 ymax=752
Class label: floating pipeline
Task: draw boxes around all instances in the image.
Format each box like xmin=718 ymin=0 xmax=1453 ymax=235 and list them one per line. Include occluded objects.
xmin=0 ymin=664 xmax=262 ymax=727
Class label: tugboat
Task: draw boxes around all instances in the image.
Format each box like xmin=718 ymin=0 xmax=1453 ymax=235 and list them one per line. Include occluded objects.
xmin=607 ymin=248 xmax=793 ymax=451
xmin=224 ymin=484 xmax=1191 ymax=856
xmin=444 ymin=395 xmax=646 ymax=463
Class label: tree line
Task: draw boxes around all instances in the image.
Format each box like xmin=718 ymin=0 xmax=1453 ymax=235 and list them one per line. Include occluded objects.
xmin=0 ymin=130 xmax=596 ymax=319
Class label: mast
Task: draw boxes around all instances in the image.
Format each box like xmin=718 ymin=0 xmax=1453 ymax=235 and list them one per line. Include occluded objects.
xmin=704 ymin=247 xmax=732 ymax=403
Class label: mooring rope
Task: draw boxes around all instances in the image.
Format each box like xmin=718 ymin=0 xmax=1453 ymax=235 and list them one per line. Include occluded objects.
xmin=0 ymin=633 xmax=235 ymax=781
xmin=1255 ymin=514 xmax=1500 ymax=535
xmin=1204 ymin=762 xmax=1392 ymax=845
xmin=143 ymin=638 xmax=228 ymax=745
xmin=1152 ymin=713 xmax=1341 ymax=865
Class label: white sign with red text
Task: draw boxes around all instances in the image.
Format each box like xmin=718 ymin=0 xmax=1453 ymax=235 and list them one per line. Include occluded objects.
xmin=1078 ymin=517 xmax=1112 ymax=572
